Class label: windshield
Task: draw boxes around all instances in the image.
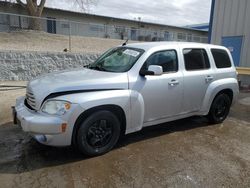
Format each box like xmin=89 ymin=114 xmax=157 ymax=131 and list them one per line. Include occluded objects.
xmin=88 ymin=47 xmax=144 ymax=72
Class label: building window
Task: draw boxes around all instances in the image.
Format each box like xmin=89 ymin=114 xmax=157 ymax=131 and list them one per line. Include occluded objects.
xmin=193 ymin=36 xmax=201 ymax=42
xmin=177 ymin=33 xmax=183 ymax=40
xmin=187 ymin=34 xmax=192 ymax=41
xmin=114 ymin=26 xmax=125 ymax=33
xmin=90 ymin=25 xmax=104 ymax=32
xmin=61 ymin=23 xmax=69 ymax=28
xmin=164 ymin=31 xmax=169 ymax=41
xmin=0 ymin=14 xmax=7 ymax=24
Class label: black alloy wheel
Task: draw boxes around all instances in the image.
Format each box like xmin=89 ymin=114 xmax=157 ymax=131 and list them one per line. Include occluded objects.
xmin=208 ymin=93 xmax=231 ymax=124
xmin=86 ymin=119 xmax=113 ymax=148
xmin=77 ymin=110 xmax=121 ymax=156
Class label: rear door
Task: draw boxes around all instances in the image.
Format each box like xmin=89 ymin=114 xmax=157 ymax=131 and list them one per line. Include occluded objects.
xmin=181 ymin=48 xmax=214 ymax=113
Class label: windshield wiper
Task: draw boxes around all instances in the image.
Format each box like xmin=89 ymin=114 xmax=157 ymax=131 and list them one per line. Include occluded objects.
xmin=88 ymin=64 xmax=107 ymax=71
xmin=83 ymin=64 xmax=90 ymax=68
xmin=83 ymin=64 xmax=103 ymax=70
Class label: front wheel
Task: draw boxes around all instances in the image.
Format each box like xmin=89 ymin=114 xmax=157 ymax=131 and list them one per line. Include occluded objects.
xmin=77 ymin=110 xmax=121 ymax=156
xmin=207 ymin=94 xmax=231 ymax=124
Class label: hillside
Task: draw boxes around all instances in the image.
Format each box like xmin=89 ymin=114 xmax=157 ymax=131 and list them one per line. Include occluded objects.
xmin=0 ymin=30 xmax=134 ymax=53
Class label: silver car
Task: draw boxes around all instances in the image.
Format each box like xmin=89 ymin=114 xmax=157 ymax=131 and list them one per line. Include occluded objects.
xmin=14 ymin=42 xmax=239 ymax=156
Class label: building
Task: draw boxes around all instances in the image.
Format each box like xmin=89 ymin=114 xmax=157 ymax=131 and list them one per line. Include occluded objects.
xmin=0 ymin=2 xmax=208 ymax=43
xmin=209 ymin=0 xmax=250 ymax=69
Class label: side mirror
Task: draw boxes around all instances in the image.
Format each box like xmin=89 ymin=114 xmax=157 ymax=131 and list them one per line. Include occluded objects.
xmin=140 ymin=65 xmax=163 ymax=76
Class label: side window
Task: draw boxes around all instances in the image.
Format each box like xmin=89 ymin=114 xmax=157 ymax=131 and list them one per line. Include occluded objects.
xmin=211 ymin=49 xmax=232 ymax=68
xmin=183 ymin=49 xmax=210 ymax=71
xmin=144 ymin=50 xmax=178 ymax=73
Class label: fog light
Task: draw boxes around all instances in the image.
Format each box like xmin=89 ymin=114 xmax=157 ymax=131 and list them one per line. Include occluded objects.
xmin=35 ymin=135 xmax=47 ymax=142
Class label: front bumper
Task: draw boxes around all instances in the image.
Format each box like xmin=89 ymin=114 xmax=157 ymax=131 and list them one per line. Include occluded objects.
xmin=14 ymin=96 xmax=71 ymax=146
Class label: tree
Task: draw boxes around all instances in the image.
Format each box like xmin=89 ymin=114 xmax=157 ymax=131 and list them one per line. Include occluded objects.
xmin=16 ymin=0 xmax=46 ymax=30
xmin=6 ymin=0 xmax=97 ymax=30
xmin=74 ymin=0 xmax=97 ymax=13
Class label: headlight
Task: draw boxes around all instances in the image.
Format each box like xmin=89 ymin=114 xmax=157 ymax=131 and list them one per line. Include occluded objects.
xmin=41 ymin=100 xmax=71 ymax=115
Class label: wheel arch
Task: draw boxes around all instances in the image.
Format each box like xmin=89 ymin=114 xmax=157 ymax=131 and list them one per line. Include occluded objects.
xmin=206 ymin=88 xmax=234 ymax=114
xmin=215 ymin=88 xmax=233 ymax=102
xmin=207 ymin=88 xmax=233 ymax=123
xmin=72 ymin=104 xmax=126 ymax=146
xmin=201 ymin=77 xmax=238 ymax=115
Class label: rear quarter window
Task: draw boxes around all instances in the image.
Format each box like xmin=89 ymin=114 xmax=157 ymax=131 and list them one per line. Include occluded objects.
xmin=211 ymin=49 xmax=232 ymax=68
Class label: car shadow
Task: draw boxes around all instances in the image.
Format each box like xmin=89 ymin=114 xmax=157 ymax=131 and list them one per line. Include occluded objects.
xmin=0 ymin=116 xmax=212 ymax=174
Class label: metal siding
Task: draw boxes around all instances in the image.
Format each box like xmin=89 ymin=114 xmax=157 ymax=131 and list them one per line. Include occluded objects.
xmin=211 ymin=0 xmax=250 ymax=67
xmin=223 ymin=0 xmax=232 ymax=36
xmin=208 ymin=0 xmax=216 ymax=43
xmin=228 ymin=0 xmax=239 ymax=35
xmin=210 ymin=1 xmax=217 ymax=43
xmin=242 ymin=0 xmax=250 ymax=67
xmin=212 ymin=0 xmax=219 ymax=44
xmin=212 ymin=0 xmax=224 ymax=44
xmin=236 ymin=0 xmax=247 ymax=35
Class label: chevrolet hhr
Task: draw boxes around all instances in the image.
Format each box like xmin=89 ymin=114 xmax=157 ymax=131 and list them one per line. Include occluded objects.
xmin=14 ymin=42 xmax=239 ymax=156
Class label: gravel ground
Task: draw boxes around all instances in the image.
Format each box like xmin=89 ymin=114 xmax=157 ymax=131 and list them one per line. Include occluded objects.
xmin=0 ymin=81 xmax=27 ymax=125
xmin=0 ymin=31 xmax=134 ymax=54
xmin=0 ymin=84 xmax=250 ymax=187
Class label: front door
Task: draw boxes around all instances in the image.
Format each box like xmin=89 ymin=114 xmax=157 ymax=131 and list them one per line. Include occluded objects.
xmin=136 ymin=50 xmax=183 ymax=123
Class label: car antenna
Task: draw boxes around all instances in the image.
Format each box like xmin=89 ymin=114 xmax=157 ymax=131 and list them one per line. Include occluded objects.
xmin=122 ymin=39 xmax=129 ymax=46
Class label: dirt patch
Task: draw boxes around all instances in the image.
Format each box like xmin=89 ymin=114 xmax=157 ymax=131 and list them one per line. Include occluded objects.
xmin=0 ymin=81 xmax=26 ymax=125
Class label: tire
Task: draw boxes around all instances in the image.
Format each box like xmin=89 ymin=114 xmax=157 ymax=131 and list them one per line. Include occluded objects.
xmin=77 ymin=110 xmax=121 ymax=156
xmin=207 ymin=93 xmax=232 ymax=124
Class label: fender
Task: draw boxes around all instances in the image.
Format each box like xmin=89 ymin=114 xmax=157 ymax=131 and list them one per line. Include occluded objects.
xmin=54 ymin=89 xmax=145 ymax=135
xmin=54 ymin=89 xmax=132 ymax=133
xmin=129 ymin=90 xmax=145 ymax=133
xmin=200 ymin=78 xmax=239 ymax=114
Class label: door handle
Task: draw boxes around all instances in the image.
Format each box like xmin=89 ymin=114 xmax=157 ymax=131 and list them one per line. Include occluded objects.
xmin=168 ymin=79 xmax=179 ymax=86
xmin=205 ymin=75 xmax=213 ymax=82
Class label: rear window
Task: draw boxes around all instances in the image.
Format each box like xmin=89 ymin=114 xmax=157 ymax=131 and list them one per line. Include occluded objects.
xmin=211 ymin=49 xmax=232 ymax=68
xmin=183 ymin=49 xmax=210 ymax=71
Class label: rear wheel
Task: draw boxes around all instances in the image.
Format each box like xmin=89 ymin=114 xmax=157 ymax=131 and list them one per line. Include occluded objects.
xmin=208 ymin=93 xmax=231 ymax=124
xmin=77 ymin=110 xmax=121 ymax=156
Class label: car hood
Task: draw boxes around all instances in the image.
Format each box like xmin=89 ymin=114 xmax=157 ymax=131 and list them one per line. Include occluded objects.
xmin=27 ymin=68 xmax=129 ymax=109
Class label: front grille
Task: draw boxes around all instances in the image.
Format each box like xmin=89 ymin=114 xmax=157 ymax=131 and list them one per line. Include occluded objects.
xmin=26 ymin=87 xmax=36 ymax=110
xmin=24 ymin=99 xmax=35 ymax=110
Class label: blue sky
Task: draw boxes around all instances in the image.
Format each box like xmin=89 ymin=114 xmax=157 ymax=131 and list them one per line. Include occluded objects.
xmin=46 ymin=0 xmax=212 ymax=26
